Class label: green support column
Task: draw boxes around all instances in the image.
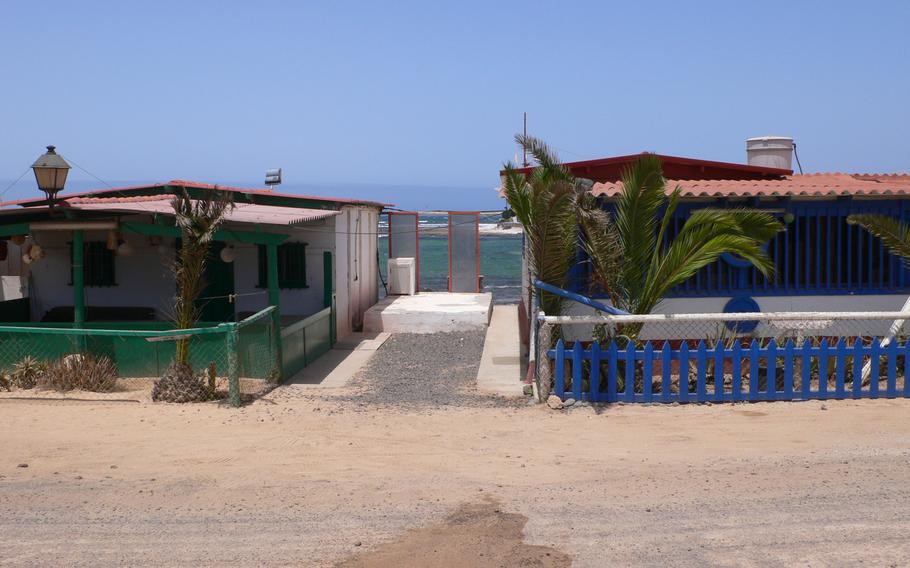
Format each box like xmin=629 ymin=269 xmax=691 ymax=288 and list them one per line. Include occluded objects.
xmin=72 ymin=229 xmax=85 ymax=327
xmin=266 ymin=243 xmax=283 ymax=381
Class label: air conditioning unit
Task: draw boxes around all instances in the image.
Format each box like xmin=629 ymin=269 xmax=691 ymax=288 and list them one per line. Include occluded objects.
xmin=387 ymin=258 xmax=416 ymax=295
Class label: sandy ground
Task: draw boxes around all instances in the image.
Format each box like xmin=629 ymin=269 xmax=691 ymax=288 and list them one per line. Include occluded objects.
xmin=2 ymin=366 xmax=910 ymax=566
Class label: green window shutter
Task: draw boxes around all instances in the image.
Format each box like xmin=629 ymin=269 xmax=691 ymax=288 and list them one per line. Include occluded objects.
xmin=256 ymin=242 xmax=308 ymax=289
xmin=69 ymin=241 xmax=117 ymax=287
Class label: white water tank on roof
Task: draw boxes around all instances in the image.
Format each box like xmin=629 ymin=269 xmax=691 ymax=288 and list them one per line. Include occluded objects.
xmin=746 ymin=136 xmax=794 ymax=170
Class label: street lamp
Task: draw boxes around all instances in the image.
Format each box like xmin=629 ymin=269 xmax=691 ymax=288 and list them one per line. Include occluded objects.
xmin=31 ymin=145 xmax=71 ymax=211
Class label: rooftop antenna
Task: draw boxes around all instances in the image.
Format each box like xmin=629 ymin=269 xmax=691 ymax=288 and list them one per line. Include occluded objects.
xmin=522 ymin=112 xmax=529 ymax=167
xmin=264 ymin=168 xmax=282 ymax=189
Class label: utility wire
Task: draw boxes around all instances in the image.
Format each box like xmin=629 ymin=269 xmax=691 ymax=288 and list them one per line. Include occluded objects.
xmin=58 ymin=154 xmax=115 ymax=189
xmin=0 ymin=167 xmax=33 ymax=200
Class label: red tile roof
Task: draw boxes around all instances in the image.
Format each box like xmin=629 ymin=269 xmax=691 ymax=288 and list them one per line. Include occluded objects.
xmin=591 ymin=173 xmax=910 ymax=199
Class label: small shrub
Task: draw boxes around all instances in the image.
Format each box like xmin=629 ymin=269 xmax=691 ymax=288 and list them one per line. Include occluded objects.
xmin=9 ymin=356 xmax=46 ymax=390
xmin=40 ymin=354 xmax=118 ymax=392
xmin=152 ymin=362 xmax=210 ymax=403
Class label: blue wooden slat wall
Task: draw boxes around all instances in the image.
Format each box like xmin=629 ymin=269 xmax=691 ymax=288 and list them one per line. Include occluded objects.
xmin=577 ymin=199 xmax=910 ymax=297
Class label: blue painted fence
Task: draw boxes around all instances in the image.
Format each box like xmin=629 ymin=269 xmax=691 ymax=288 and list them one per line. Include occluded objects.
xmin=549 ymin=337 xmax=910 ymax=403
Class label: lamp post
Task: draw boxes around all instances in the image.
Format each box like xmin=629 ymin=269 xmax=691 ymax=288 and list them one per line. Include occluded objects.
xmin=31 ymin=146 xmax=82 ymax=327
xmin=31 ymin=145 xmax=71 ymax=213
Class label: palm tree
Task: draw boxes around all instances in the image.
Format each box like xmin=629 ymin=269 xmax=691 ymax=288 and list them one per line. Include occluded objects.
xmin=578 ymin=154 xmax=782 ymax=328
xmin=171 ymin=188 xmax=234 ymax=364
xmin=501 ymin=135 xmax=584 ymax=318
xmin=846 ymin=214 xmax=910 ymax=263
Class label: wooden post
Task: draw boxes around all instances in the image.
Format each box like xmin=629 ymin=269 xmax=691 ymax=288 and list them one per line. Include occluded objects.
xmin=72 ymin=229 xmax=85 ymax=327
xmin=266 ymin=243 xmax=283 ymax=382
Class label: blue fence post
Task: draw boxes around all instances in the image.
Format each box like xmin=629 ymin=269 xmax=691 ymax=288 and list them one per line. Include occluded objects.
xmin=713 ymin=341 xmax=725 ymax=402
xmin=679 ymin=342 xmax=690 ymax=403
xmin=784 ymin=340 xmax=795 ymax=398
xmin=696 ymin=341 xmax=707 ymax=402
xmin=554 ymin=339 xmax=565 ymax=399
xmin=749 ymin=340 xmax=760 ymax=399
xmin=590 ymin=342 xmax=601 ymax=401
xmin=835 ymin=339 xmax=846 ymax=399
xmin=731 ymin=342 xmax=742 ymax=401
xmin=869 ymin=338 xmax=880 ymax=398
xmin=886 ymin=341 xmax=898 ymax=398
xmin=818 ymin=339 xmax=829 ymax=399
xmin=608 ymin=341 xmax=618 ymax=403
xmin=624 ymin=341 xmax=636 ymax=402
xmin=643 ymin=342 xmax=654 ymax=403
xmin=800 ymin=340 xmax=812 ymax=400
xmin=661 ymin=342 xmax=671 ymax=403
xmin=571 ymin=342 xmax=583 ymax=401
xmin=767 ymin=339 xmax=778 ymax=399
xmin=852 ymin=339 xmax=863 ymax=399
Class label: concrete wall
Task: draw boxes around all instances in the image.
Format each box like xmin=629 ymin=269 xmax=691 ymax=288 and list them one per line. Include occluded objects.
xmin=334 ymin=205 xmax=380 ymax=338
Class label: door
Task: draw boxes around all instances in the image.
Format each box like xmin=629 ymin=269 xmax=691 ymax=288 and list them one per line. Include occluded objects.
xmin=198 ymin=242 xmax=235 ymax=322
xmin=176 ymin=240 xmax=235 ymax=323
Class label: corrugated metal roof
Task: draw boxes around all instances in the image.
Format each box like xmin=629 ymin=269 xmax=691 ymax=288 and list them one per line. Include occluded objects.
xmin=62 ymin=198 xmax=340 ymax=225
xmin=590 ymin=173 xmax=910 ymax=199
xmin=0 ymin=179 xmax=389 ymax=209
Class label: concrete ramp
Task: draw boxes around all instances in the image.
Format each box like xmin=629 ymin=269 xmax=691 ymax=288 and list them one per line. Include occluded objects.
xmin=476 ymin=305 xmax=525 ymax=396
xmin=363 ymin=292 xmax=493 ymax=334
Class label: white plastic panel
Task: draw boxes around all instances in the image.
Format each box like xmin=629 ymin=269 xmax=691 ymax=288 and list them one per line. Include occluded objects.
xmin=449 ymin=213 xmax=479 ymax=292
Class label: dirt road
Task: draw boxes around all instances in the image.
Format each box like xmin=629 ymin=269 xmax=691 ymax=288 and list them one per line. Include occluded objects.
xmin=2 ymin=390 xmax=910 ymax=566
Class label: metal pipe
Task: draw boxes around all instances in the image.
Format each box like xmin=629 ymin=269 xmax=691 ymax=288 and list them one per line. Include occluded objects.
xmin=31 ymin=221 xmax=118 ymax=231
xmin=539 ymin=311 xmax=910 ymax=324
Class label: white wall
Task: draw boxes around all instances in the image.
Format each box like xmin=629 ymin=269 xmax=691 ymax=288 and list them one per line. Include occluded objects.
xmin=233 ymin=217 xmax=336 ymax=319
xmin=334 ymin=206 xmax=379 ymax=338
xmin=25 ymin=228 xmax=176 ymax=320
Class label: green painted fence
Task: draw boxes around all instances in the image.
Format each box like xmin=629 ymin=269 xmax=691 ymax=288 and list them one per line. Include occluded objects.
xmin=0 ymin=310 xmax=277 ymax=382
xmin=280 ymin=306 xmax=333 ymax=379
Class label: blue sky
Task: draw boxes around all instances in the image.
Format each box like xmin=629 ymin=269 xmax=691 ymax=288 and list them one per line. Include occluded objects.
xmin=1 ymin=1 xmax=908 ymax=210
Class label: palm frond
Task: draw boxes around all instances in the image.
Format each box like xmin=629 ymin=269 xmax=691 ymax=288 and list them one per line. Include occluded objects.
xmin=847 ymin=214 xmax=910 ymax=264
xmin=613 ymin=154 xmax=666 ymax=303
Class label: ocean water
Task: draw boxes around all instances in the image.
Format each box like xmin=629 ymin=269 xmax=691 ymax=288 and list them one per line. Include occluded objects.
xmin=378 ymin=214 xmax=523 ymax=304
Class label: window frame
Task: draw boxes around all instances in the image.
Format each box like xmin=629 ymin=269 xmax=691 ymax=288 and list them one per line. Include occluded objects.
xmin=256 ymin=242 xmax=309 ymax=289
xmin=68 ymin=240 xmax=118 ymax=288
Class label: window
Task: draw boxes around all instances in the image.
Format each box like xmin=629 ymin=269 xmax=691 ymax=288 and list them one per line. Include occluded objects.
xmin=257 ymin=242 xmax=308 ymax=289
xmin=69 ymin=241 xmax=117 ymax=287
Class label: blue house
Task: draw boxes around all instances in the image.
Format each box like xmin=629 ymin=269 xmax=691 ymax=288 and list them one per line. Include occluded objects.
xmin=510 ymin=141 xmax=910 ymax=326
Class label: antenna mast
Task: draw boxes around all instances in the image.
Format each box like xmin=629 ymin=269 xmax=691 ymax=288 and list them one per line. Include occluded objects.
xmin=522 ymin=112 xmax=529 ymax=167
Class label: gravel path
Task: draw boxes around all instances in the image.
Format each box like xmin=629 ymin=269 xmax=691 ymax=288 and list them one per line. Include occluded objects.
xmin=343 ymin=331 xmax=523 ymax=409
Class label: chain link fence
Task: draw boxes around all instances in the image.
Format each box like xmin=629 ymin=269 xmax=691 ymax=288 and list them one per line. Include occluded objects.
xmin=0 ymin=307 xmax=281 ymax=406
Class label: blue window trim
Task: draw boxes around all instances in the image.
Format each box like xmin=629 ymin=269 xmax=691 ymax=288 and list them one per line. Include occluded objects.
xmin=571 ymin=197 xmax=910 ymax=298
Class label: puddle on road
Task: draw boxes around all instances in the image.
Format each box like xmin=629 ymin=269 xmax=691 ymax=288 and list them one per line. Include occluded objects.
xmin=337 ymin=498 xmax=571 ymax=567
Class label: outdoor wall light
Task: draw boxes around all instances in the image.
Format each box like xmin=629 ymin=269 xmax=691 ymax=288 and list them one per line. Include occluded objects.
xmin=31 ymin=145 xmax=71 ymax=211
xmin=117 ymin=239 xmax=133 ymax=256
xmin=220 ymin=245 xmax=236 ymax=263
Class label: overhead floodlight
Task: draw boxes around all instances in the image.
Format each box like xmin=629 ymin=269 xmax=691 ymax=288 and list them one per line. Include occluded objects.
xmin=265 ymin=168 xmax=282 ymax=187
